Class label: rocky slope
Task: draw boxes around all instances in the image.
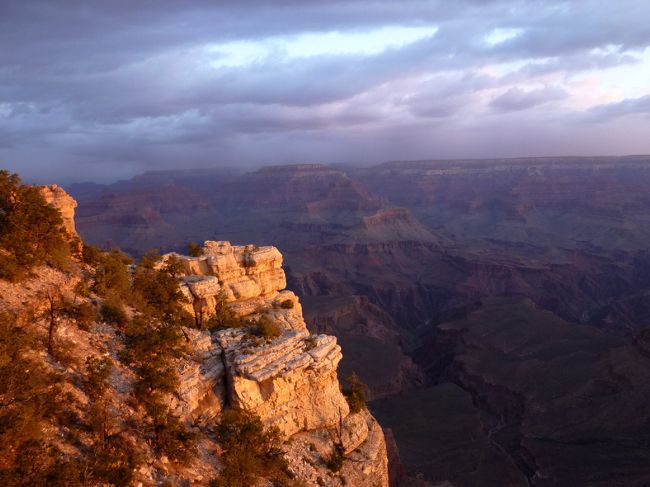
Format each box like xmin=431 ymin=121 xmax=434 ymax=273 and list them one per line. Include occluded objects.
xmin=0 ymin=184 xmax=390 ymax=486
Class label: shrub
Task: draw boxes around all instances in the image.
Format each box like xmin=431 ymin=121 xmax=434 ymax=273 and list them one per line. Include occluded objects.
xmin=73 ymin=302 xmax=97 ymax=330
xmin=152 ymin=414 xmax=198 ymax=463
xmin=0 ymin=311 xmax=72 ymax=485
xmin=212 ymin=409 xmax=289 ymax=487
xmin=304 ymin=336 xmax=318 ymax=351
xmin=253 ymin=315 xmax=283 ymax=340
xmin=122 ymin=315 xmax=186 ymax=404
xmin=325 ymin=443 xmax=345 ymax=472
xmin=73 ymin=280 xmax=91 ymax=299
xmin=205 ymin=292 xmax=243 ymax=330
xmin=121 ymin=313 xmax=195 ymax=464
xmin=342 ymin=373 xmax=367 ymax=414
xmin=81 ymin=437 xmax=139 ymax=487
xmin=131 ymin=251 xmax=191 ymax=327
xmin=93 ymin=249 xmax=132 ymax=301
xmin=187 ymin=241 xmax=203 ymax=257
xmin=85 ymin=356 xmax=113 ymax=399
xmin=81 ymin=244 xmax=103 ymax=266
xmin=101 ymin=298 xmax=128 ymax=326
xmin=280 ymin=299 xmax=294 ymax=309
xmin=0 ymin=170 xmax=72 ymax=281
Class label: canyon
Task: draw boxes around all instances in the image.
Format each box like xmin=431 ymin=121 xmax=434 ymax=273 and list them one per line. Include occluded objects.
xmin=69 ymin=156 xmax=650 ymax=485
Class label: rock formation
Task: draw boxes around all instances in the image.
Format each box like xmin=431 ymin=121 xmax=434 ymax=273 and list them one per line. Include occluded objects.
xmin=2 ymin=178 xmax=390 ymax=485
xmin=169 ymin=240 xmax=389 ymax=485
xmin=39 ymin=184 xmax=79 ymax=238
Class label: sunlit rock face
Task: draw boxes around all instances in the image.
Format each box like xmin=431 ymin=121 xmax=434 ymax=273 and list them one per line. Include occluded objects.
xmin=168 ymin=241 xmax=389 ymax=486
xmin=39 ymin=184 xmax=79 ymax=238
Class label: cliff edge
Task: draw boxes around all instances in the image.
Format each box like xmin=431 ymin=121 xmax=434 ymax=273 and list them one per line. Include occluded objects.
xmin=170 ymin=240 xmax=390 ymax=485
xmin=0 ymin=182 xmax=389 ymax=486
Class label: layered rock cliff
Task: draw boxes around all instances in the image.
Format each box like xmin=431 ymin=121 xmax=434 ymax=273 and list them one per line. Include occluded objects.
xmin=169 ymin=240 xmax=390 ymax=485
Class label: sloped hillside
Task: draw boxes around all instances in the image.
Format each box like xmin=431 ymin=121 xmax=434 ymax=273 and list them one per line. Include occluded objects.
xmin=0 ymin=171 xmax=389 ymax=486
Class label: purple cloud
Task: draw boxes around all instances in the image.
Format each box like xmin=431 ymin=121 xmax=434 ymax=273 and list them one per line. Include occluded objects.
xmin=1 ymin=0 xmax=649 ymax=183
xmin=490 ymin=86 xmax=568 ymax=112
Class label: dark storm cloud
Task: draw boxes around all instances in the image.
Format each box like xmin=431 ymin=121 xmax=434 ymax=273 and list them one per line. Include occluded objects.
xmin=1 ymin=0 xmax=650 ymax=182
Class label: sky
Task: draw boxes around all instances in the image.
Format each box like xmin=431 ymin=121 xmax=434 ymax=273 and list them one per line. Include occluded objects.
xmin=2 ymin=0 xmax=650 ymax=183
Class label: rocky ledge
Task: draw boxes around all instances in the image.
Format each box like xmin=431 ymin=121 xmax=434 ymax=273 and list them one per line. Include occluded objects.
xmin=169 ymin=240 xmax=389 ymax=486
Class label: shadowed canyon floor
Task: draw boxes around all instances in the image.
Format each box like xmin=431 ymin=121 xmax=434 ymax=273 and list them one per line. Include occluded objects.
xmin=70 ymin=157 xmax=650 ymax=485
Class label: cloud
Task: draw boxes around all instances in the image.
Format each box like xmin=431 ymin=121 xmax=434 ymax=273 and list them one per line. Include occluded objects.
xmin=587 ymin=94 xmax=650 ymax=121
xmin=490 ymin=86 xmax=568 ymax=112
xmin=1 ymin=0 xmax=650 ymax=182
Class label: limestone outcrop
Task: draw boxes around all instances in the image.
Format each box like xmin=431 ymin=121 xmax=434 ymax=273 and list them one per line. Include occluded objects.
xmin=172 ymin=327 xmax=225 ymax=422
xmin=217 ymin=328 xmax=348 ymax=437
xmin=169 ymin=240 xmax=389 ymax=486
xmin=39 ymin=184 xmax=79 ymax=239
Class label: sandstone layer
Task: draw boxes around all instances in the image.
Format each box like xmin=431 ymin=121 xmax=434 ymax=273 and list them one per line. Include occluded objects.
xmin=39 ymin=184 xmax=79 ymax=238
xmin=169 ymin=240 xmax=389 ymax=485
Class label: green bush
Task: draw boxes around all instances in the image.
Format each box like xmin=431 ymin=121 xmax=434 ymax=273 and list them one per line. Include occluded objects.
xmin=205 ymin=292 xmax=244 ymax=330
xmin=81 ymin=244 xmax=102 ymax=266
xmin=0 ymin=170 xmax=72 ymax=281
xmin=84 ymin=356 xmax=113 ymax=399
xmin=131 ymin=251 xmax=191 ymax=327
xmin=280 ymin=299 xmax=294 ymax=309
xmin=212 ymin=409 xmax=289 ymax=487
xmin=342 ymin=373 xmax=367 ymax=414
xmin=101 ymin=298 xmax=128 ymax=326
xmin=93 ymin=249 xmax=132 ymax=301
xmin=152 ymin=414 xmax=198 ymax=463
xmin=72 ymin=302 xmax=97 ymax=330
xmin=253 ymin=315 xmax=283 ymax=340
xmin=187 ymin=241 xmax=203 ymax=257
xmin=81 ymin=438 xmax=139 ymax=487
xmin=0 ymin=311 xmax=73 ymax=485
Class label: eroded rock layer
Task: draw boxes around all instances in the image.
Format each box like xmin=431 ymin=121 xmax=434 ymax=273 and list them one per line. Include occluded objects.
xmin=170 ymin=240 xmax=389 ymax=486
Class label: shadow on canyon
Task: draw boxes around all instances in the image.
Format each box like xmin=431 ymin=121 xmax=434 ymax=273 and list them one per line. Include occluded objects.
xmin=70 ymin=156 xmax=650 ymax=486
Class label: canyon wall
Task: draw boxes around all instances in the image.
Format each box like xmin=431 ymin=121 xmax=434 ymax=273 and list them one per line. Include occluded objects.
xmin=169 ymin=240 xmax=390 ymax=486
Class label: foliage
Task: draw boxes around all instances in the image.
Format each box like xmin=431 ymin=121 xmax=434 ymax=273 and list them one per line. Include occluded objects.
xmin=71 ymin=301 xmax=97 ymax=330
xmin=122 ymin=316 xmax=186 ymax=411
xmin=252 ymin=315 xmax=283 ymax=339
xmin=81 ymin=437 xmax=139 ymax=487
xmin=101 ymin=296 xmax=128 ymax=326
xmin=325 ymin=442 xmax=345 ymax=472
xmin=0 ymin=311 xmax=73 ymax=485
xmin=83 ymin=354 xmax=140 ymax=485
xmin=212 ymin=409 xmax=290 ymax=487
xmin=187 ymin=241 xmax=203 ymax=257
xmin=121 ymin=311 xmax=196 ymax=462
xmin=342 ymin=373 xmax=367 ymax=414
xmin=205 ymin=292 xmax=244 ymax=330
xmin=279 ymin=299 xmax=294 ymax=309
xmin=131 ymin=251 xmax=191 ymax=326
xmin=81 ymin=244 xmax=103 ymax=266
xmin=41 ymin=288 xmax=66 ymax=356
xmin=91 ymin=248 xmax=132 ymax=302
xmin=0 ymin=170 xmax=72 ymax=281
xmin=73 ymin=280 xmax=91 ymax=299
xmin=152 ymin=414 xmax=198 ymax=463
xmin=85 ymin=356 xmax=113 ymax=399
